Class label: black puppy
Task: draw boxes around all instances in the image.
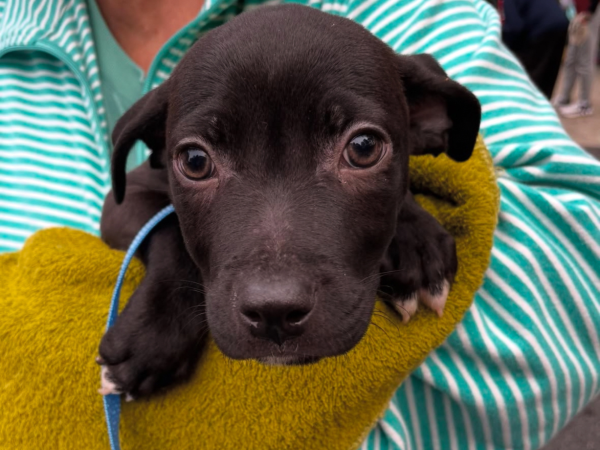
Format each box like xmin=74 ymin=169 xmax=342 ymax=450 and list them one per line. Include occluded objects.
xmin=98 ymin=4 xmax=480 ymax=398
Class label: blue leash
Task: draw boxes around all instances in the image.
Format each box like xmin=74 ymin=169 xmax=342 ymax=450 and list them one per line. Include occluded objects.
xmin=102 ymin=204 xmax=176 ymax=450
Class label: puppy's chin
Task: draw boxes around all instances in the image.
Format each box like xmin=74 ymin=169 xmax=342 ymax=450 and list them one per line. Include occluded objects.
xmin=206 ymin=283 xmax=378 ymax=363
xmin=256 ymin=355 xmax=321 ymax=366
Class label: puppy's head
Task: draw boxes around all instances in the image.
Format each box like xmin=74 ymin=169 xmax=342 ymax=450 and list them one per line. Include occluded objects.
xmin=111 ymin=5 xmax=480 ymax=364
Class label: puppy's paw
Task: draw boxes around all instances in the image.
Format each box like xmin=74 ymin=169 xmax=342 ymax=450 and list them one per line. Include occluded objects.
xmin=97 ymin=326 xmax=203 ymax=399
xmin=389 ymin=281 xmax=450 ymax=324
xmin=419 ymin=281 xmax=450 ymax=317
xmin=380 ymin=199 xmax=457 ymax=323
xmin=98 ymin=362 xmax=121 ymax=396
xmin=97 ymin=297 xmax=206 ymax=399
xmin=389 ymin=293 xmax=418 ymax=324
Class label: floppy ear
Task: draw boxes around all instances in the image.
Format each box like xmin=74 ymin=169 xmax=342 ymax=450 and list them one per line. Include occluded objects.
xmin=111 ymin=80 xmax=171 ymax=204
xmin=398 ymin=54 xmax=481 ymax=162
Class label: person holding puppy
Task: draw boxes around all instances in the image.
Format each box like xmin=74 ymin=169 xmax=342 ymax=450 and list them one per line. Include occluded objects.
xmin=1 ymin=1 xmax=599 ymax=449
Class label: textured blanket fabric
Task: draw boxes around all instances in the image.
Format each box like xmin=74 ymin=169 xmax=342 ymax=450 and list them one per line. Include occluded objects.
xmin=0 ymin=140 xmax=498 ymax=450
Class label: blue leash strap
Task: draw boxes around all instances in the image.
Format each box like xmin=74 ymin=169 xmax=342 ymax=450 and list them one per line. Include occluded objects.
xmin=102 ymin=204 xmax=176 ymax=450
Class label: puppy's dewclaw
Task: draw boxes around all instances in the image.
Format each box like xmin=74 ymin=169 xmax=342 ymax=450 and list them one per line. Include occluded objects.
xmin=419 ymin=280 xmax=450 ymax=318
xmin=98 ymin=365 xmax=121 ymax=396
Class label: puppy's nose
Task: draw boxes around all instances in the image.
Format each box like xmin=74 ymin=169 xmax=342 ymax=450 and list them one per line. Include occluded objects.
xmin=239 ymin=277 xmax=313 ymax=345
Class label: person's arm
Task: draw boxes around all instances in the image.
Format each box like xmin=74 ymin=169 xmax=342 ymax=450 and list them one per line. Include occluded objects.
xmin=345 ymin=0 xmax=599 ymax=199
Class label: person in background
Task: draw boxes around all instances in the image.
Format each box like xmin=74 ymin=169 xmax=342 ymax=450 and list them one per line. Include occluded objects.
xmin=554 ymin=0 xmax=600 ymax=117
xmin=501 ymin=0 xmax=570 ymax=99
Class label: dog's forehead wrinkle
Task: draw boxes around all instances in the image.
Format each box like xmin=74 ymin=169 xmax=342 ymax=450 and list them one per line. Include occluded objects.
xmin=170 ymin=10 xmax=404 ymax=133
xmin=173 ymin=70 xmax=401 ymax=169
xmin=171 ymin=104 xmax=227 ymax=139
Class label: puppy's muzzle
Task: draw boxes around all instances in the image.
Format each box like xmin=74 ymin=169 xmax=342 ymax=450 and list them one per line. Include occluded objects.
xmin=237 ymin=274 xmax=314 ymax=346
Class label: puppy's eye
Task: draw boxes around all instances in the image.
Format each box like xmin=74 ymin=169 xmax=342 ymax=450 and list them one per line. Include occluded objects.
xmin=343 ymin=134 xmax=384 ymax=169
xmin=177 ymin=147 xmax=214 ymax=180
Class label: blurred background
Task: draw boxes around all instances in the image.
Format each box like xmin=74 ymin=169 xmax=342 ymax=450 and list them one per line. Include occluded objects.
xmin=491 ymin=0 xmax=600 ymax=157
xmin=489 ymin=1 xmax=599 ymax=447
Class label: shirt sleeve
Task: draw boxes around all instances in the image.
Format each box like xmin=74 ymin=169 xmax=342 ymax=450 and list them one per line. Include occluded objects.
xmin=338 ymin=1 xmax=600 ymax=449
xmin=343 ymin=0 xmax=598 ymax=196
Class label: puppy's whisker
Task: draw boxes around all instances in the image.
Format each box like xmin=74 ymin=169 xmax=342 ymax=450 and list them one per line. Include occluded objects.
xmin=377 ymin=285 xmax=396 ymax=297
xmin=394 ymin=303 xmax=409 ymax=316
xmin=175 ymin=311 xmax=204 ymax=324
xmin=370 ymin=322 xmax=390 ymax=339
xmin=172 ymin=286 xmax=206 ymax=294
xmin=180 ymin=303 xmax=205 ymax=312
xmin=174 ymin=300 xmax=204 ymax=311
xmin=188 ymin=313 xmax=208 ymax=323
xmin=174 ymin=280 xmax=206 ymax=288
xmin=182 ymin=311 xmax=208 ymax=329
xmin=152 ymin=279 xmax=207 ymax=289
xmin=379 ymin=268 xmax=409 ymax=277
xmin=360 ymin=269 xmax=409 ymax=285
xmin=371 ymin=311 xmax=399 ymax=331
xmin=196 ymin=329 xmax=209 ymax=344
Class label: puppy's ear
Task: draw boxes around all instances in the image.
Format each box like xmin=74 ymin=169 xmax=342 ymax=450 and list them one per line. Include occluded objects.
xmin=398 ymin=54 xmax=481 ymax=162
xmin=111 ymin=81 xmax=170 ymax=204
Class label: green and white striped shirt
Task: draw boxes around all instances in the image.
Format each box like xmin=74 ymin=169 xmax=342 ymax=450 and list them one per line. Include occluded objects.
xmin=1 ymin=0 xmax=599 ymax=449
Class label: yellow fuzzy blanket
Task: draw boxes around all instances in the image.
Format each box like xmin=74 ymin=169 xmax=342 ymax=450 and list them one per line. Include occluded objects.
xmin=0 ymin=138 xmax=498 ymax=450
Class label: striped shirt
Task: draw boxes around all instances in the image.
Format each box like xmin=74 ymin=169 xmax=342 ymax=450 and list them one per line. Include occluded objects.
xmin=1 ymin=0 xmax=599 ymax=449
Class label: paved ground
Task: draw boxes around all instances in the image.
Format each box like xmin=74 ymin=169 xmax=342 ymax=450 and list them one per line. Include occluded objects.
xmin=541 ymin=398 xmax=600 ymax=450
xmin=537 ymin=68 xmax=599 ymax=450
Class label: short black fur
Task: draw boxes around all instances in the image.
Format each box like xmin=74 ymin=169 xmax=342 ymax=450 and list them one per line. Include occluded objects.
xmin=99 ymin=4 xmax=480 ymax=398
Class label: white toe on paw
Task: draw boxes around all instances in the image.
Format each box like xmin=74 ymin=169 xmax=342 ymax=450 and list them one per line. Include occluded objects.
xmin=392 ymin=293 xmax=419 ymax=324
xmin=98 ymin=365 xmax=121 ymax=396
xmin=419 ymin=280 xmax=450 ymax=317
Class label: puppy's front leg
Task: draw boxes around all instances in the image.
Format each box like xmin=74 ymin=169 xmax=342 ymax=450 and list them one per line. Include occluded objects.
xmin=379 ymin=193 xmax=457 ymax=323
xmin=97 ymin=164 xmax=207 ymax=399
